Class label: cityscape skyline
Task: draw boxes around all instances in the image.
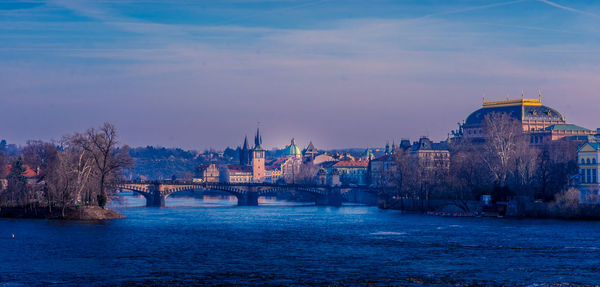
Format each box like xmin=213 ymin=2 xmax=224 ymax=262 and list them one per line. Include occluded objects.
xmin=1 ymin=0 xmax=599 ymax=149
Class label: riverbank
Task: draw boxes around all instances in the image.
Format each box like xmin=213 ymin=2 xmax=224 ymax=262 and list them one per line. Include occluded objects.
xmin=0 ymin=206 xmax=124 ymax=220
xmin=379 ymin=198 xmax=600 ymax=220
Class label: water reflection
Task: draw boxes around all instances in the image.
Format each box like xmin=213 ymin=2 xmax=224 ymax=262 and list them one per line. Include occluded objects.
xmin=114 ymin=191 xmax=315 ymax=208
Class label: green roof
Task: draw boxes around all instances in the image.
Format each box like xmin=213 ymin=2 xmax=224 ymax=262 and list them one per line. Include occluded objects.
xmin=283 ymin=138 xmax=302 ymax=156
xmin=544 ymin=124 xmax=590 ymax=132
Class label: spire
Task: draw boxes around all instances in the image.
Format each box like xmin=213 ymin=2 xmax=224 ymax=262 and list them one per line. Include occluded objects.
xmin=482 ymin=92 xmax=486 ymax=105
xmin=538 ymin=89 xmax=542 ymax=101
xmin=243 ymin=135 xmax=249 ymax=150
xmin=521 ymin=89 xmax=525 ymax=100
xmin=385 ymin=141 xmax=390 ymax=155
xmin=254 ymin=127 xmax=262 ymax=149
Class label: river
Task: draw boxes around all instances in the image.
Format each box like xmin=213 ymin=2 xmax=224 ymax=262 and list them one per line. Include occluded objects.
xmin=1 ymin=192 xmax=600 ymax=286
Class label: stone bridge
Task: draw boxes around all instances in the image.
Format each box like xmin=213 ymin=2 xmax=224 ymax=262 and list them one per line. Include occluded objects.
xmin=114 ymin=181 xmax=378 ymax=207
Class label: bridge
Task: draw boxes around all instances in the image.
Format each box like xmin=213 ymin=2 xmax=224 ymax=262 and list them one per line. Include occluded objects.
xmin=114 ymin=181 xmax=378 ymax=207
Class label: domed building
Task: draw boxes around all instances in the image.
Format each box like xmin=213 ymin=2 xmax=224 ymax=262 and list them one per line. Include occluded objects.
xmin=283 ymin=138 xmax=302 ymax=158
xmin=455 ymin=96 xmax=594 ymax=145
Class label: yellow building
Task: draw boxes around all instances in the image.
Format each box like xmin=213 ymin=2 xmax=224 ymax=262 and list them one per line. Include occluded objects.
xmin=456 ymin=96 xmax=594 ymax=144
xmin=193 ymin=164 xmax=220 ymax=183
xmin=223 ymin=165 xmax=253 ymax=183
xmin=578 ymin=142 xmax=600 ymax=195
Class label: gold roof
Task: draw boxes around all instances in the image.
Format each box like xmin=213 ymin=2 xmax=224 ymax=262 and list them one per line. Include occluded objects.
xmin=482 ymin=98 xmax=542 ymax=108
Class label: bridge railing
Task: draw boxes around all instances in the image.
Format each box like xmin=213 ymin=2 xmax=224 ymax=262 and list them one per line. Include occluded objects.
xmin=116 ymin=180 xmax=374 ymax=190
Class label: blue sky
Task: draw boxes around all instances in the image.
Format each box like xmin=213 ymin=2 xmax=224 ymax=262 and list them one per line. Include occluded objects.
xmin=1 ymin=0 xmax=599 ymax=150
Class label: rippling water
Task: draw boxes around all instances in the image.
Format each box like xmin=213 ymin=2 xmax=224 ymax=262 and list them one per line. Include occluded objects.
xmin=2 ymin=192 xmax=600 ymax=286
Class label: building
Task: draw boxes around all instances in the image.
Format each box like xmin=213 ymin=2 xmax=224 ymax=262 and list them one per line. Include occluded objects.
xmin=1 ymin=164 xmax=39 ymax=187
xmin=238 ymin=136 xmax=251 ymax=166
xmin=302 ymin=141 xmax=319 ymax=162
xmin=224 ymin=128 xmax=265 ymax=183
xmin=251 ymin=128 xmax=266 ymax=183
xmin=360 ymin=148 xmax=375 ymax=161
xmin=194 ymin=163 xmax=219 ymax=183
xmin=222 ymin=165 xmax=253 ymax=183
xmin=454 ymin=95 xmax=594 ymax=144
xmin=265 ymin=165 xmax=283 ymax=183
xmin=411 ymin=137 xmax=450 ymax=170
xmin=330 ymin=160 xmax=369 ymax=185
xmin=312 ymin=153 xmax=335 ymax=165
xmin=282 ymin=138 xmax=302 ymax=159
xmin=368 ymin=138 xmax=449 ymax=186
xmin=267 ymin=156 xmax=302 ymax=183
xmin=368 ymin=154 xmax=396 ymax=186
xmin=578 ymin=141 xmax=600 ymax=200
xmin=530 ymin=124 xmax=594 ymax=146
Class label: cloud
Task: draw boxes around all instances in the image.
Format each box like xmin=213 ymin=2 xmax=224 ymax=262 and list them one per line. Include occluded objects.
xmin=537 ymin=0 xmax=600 ymax=18
xmin=1 ymin=1 xmax=600 ymax=149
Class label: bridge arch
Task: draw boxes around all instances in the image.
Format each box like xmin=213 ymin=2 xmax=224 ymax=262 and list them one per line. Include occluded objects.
xmin=114 ymin=182 xmax=376 ymax=207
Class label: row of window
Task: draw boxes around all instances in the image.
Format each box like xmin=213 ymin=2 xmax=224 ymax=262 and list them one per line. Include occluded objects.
xmin=467 ymin=129 xmax=482 ymax=135
xmin=580 ymin=158 xmax=598 ymax=165
xmin=580 ymin=168 xmax=598 ymax=184
xmin=530 ymin=135 xmax=544 ymax=144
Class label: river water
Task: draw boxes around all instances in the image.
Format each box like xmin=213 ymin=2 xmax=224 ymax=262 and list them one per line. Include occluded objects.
xmin=1 ymin=193 xmax=600 ymax=286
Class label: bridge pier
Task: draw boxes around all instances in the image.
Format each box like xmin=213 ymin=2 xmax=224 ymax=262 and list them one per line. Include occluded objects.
xmin=315 ymin=188 xmax=343 ymax=207
xmin=236 ymin=187 xmax=259 ymax=206
xmin=147 ymin=184 xmax=166 ymax=207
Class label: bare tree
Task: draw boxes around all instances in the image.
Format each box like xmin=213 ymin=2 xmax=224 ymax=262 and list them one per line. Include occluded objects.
xmin=22 ymin=140 xmax=59 ymax=179
xmin=0 ymin=150 xmax=7 ymax=179
xmin=296 ymin=162 xmax=319 ymax=184
xmin=481 ymin=113 xmax=525 ymax=187
xmin=71 ymin=123 xmax=132 ymax=207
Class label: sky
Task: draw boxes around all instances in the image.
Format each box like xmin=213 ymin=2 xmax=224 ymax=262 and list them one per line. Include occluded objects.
xmin=1 ymin=0 xmax=599 ymax=150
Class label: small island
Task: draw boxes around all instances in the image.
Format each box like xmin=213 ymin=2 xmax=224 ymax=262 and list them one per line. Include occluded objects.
xmin=0 ymin=123 xmax=131 ymax=220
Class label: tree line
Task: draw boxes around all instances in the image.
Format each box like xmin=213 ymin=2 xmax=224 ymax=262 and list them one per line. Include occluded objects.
xmin=0 ymin=123 xmax=132 ymax=216
xmin=379 ymin=113 xmax=581 ymax=210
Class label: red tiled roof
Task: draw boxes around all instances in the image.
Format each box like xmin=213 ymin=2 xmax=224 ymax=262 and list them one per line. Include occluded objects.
xmin=265 ymin=165 xmax=280 ymax=171
xmin=332 ymin=160 xmax=369 ymax=168
xmin=1 ymin=165 xmax=38 ymax=178
xmin=269 ymin=158 xmax=288 ymax=166
xmin=227 ymin=165 xmax=252 ymax=173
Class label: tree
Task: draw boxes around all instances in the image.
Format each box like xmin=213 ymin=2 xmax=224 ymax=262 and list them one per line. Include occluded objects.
xmin=481 ymin=113 xmax=526 ymax=187
xmin=446 ymin=141 xmax=490 ymax=210
xmin=0 ymin=150 xmax=7 ymax=179
xmin=43 ymin=144 xmax=95 ymax=216
xmin=71 ymin=123 xmax=132 ymax=207
xmin=22 ymin=140 xmax=59 ymax=179
xmin=296 ymin=162 xmax=319 ymax=184
xmin=3 ymin=157 xmax=29 ymax=207
xmin=0 ymin=140 xmax=6 ymax=153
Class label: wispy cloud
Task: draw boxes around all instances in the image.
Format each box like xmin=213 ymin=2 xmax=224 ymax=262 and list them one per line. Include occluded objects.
xmin=538 ymin=0 xmax=600 ymax=18
xmin=1 ymin=0 xmax=599 ymax=148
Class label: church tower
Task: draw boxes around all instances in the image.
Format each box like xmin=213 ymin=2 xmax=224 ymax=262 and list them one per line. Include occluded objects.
xmin=239 ymin=135 xmax=251 ymax=166
xmin=251 ymin=128 xmax=265 ymax=183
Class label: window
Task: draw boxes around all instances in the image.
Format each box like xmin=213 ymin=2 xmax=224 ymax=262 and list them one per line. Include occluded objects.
xmin=594 ymin=158 xmax=597 ymax=164
xmin=587 ymin=159 xmax=591 ymax=164
xmin=582 ymin=158 xmax=586 ymax=164
xmin=594 ymin=169 xmax=598 ymax=184
xmin=581 ymin=169 xmax=586 ymax=183
xmin=587 ymin=169 xmax=592 ymax=184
